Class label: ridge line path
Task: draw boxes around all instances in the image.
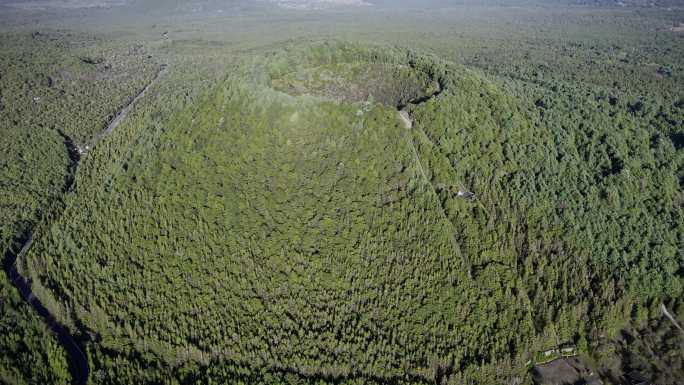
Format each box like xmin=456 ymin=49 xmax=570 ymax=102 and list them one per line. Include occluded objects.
xmin=3 ymin=63 xmax=168 ymax=385
xmin=400 ymin=107 xmax=471 ymax=275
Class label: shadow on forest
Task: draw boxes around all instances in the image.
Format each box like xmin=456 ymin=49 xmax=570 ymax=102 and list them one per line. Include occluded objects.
xmin=669 ymin=133 xmax=684 ymax=150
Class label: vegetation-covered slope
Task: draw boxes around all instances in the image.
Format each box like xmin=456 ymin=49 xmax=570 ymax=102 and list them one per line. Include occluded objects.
xmin=0 ymin=32 xmax=159 ymax=385
xmin=0 ymin=272 xmax=71 ymax=384
xmin=16 ymin=40 xmax=682 ymax=384
xmin=24 ymin=43 xmax=486 ymax=383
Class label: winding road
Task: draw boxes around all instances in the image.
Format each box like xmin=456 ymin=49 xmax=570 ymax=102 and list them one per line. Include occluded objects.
xmin=2 ymin=64 xmax=167 ymax=385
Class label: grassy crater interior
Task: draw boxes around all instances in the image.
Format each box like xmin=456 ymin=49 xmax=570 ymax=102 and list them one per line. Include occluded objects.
xmin=271 ymin=61 xmax=441 ymax=108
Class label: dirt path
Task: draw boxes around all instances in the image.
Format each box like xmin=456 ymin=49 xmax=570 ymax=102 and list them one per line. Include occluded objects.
xmin=661 ymin=303 xmax=684 ymax=337
xmin=405 ymin=125 xmax=470 ymax=274
xmin=398 ymin=109 xmax=412 ymax=129
xmin=4 ymin=233 xmax=89 ymax=385
xmin=87 ymin=64 xmax=168 ymax=152
xmin=397 ymin=82 xmax=473 ymax=274
xmin=3 ymin=63 xmax=167 ymax=385
xmin=398 ymin=86 xmax=471 ymax=274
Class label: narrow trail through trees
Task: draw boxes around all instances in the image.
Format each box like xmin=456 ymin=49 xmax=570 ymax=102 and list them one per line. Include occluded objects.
xmin=2 ymin=64 xmax=167 ymax=385
xmin=88 ymin=64 xmax=168 ymax=152
xmin=661 ymin=303 xmax=684 ymax=338
xmin=397 ymin=86 xmax=472 ymax=275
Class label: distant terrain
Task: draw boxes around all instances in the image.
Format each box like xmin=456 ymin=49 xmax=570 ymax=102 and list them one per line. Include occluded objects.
xmin=0 ymin=0 xmax=129 ymax=9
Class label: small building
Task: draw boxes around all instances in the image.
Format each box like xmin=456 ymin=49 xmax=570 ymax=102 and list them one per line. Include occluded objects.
xmin=456 ymin=189 xmax=475 ymax=200
xmin=534 ymin=347 xmax=560 ymax=365
xmin=559 ymin=343 xmax=577 ymax=357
